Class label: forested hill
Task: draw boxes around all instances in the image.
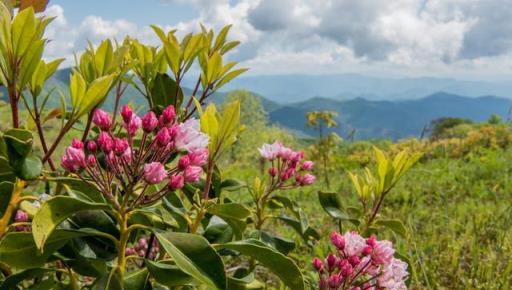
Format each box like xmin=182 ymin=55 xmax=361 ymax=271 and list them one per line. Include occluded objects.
xmin=267 ymin=93 xmax=511 ymax=139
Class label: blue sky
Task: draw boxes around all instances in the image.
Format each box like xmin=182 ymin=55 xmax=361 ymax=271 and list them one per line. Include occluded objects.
xmin=41 ymin=0 xmax=512 ymax=80
xmin=49 ymin=0 xmax=197 ymax=26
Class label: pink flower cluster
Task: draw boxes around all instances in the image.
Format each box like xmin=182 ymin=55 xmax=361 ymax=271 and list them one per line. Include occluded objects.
xmin=60 ymin=105 xmax=209 ymax=205
xmin=313 ymin=231 xmax=408 ymax=290
xmin=259 ymin=142 xmax=315 ymax=187
xmin=125 ymin=236 xmax=159 ymax=260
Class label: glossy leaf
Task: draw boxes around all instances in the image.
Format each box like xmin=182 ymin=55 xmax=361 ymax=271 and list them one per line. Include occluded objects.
xmin=0 ymin=268 xmax=53 ymax=290
xmin=3 ymin=128 xmax=33 ymax=157
xmin=17 ymin=151 xmax=42 ymax=180
xmin=0 ymin=230 xmax=93 ymax=269
xmin=125 ymin=268 xmax=150 ymax=290
xmin=150 ymin=72 xmax=183 ymax=112
xmin=375 ymin=219 xmax=408 ymax=237
xmin=207 ymin=202 xmax=250 ymax=239
xmin=155 ymin=231 xmax=226 ymax=290
xmin=215 ymin=239 xmax=305 ymax=290
xmin=32 ymin=196 xmax=111 ymax=250
xmin=318 ymin=191 xmax=348 ymax=220
xmin=146 ymin=260 xmax=194 ymax=287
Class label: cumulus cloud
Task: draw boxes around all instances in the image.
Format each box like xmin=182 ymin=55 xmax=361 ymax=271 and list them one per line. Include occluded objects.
xmin=39 ymin=1 xmax=512 ymax=78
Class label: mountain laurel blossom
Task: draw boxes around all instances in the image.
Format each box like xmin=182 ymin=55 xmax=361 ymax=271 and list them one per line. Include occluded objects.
xmin=259 ymin=142 xmax=316 ymax=188
xmin=60 ymin=105 xmax=209 ymax=205
xmin=313 ymin=231 xmax=408 ymax=290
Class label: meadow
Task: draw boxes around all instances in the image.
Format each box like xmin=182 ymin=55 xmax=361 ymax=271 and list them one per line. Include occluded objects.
xmin=0 ymin=2 xmax=511 ymax=289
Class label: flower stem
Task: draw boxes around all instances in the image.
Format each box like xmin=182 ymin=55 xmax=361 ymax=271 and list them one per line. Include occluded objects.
xmin=0 ymin=179 xmax=25 ymax=237
xmin=117 ymin=211 xmax=129 ymax=282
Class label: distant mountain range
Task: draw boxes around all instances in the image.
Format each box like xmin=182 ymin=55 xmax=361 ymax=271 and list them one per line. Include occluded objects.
xmin=218 ymin=74 xmax=512 ymax=103
xmin=1 ymin=70 xmax=510 ymax=140
xmin=266 ymin=92 xmax=511 ymax=140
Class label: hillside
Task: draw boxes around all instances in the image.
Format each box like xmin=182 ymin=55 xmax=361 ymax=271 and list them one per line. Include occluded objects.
xmin=268 ymin=92 xmax=511 ymax=140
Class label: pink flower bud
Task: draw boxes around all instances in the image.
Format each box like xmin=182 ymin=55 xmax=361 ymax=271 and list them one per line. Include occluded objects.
xmin=168 ymin=124 xmax=179 ymax=137
xmin=178 ymin=155 xmax=190 ymax=170
xmin=124 ymin=115 xmax=141 ymax=136
xmin=302 ymin=160 xmax=314 ymax=171
xmin=61 ymin=146 xmax=86 ymax=172
xmin=362 ymin=245 xmax=373 ymax=256
xmin=159 ymin=105 xmax=176 ymax=126
xmin=87 ymin=140 xmax=97 ymax=152
xmin=280 ymin=167 xmax=295 ymax=181
xmin=341 ymin=263 xmax=353 ymax=277
xmin=312 ymin=257 xmax=324 ymax=272
xmin=330 ymin=232 xmax=345 ymax=250
xmin=169 ymin=174 xmax=185 ymax=190
xmin=138 ymin=238 xmax=147 ymax=248
xmin=71 ymin=138 xmax=83 ymax=149
xmin=268 ymin=167 xmax=278 ymax=177
xmin=120 ymin=148 xmax=133 ymax=163
xmin=14 ymin=210 xmax=28 ymax=222
xmin=143 ymin=162 xmax=167 ymax=184
xmin=301 ymin=174 xmax=316 ymax=185
xmin=187 ymin=149 xmax=208 ymax=166
xmin=326 ymin=254 xmax=337 ymax=271
xmin=98 ymin=132 xmax=113 ymax=153
xmin=87 ymin=155 xmax=97 ymax=167
xmin=142 ymin=111 xmax=158 ymax=133
xmin=328 ymin=275 xmax=342 ymax=288
xmin=121 ymin=105 xmax=133 ymax=123
xmin=183 ymin=166 xmax=202 ymax=183
xmin=155 ymin=127 xmax=171 ymax=147
xmin=114 ymin=138 xmax=129 ymax=155
xmin=125 ymin=247 xmax=135 ymax=256
xmin=349 ymin=255 xmax=360 ymax=266
xmin=92 ymin=109 xmax=111 ymax=131
xmin=366 ymin=235 xmax=377 ymax=247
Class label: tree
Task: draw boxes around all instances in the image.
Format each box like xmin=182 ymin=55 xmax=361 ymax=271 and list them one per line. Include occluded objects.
xmin=429 ymin=117 xmax=473 ymax=140
xmin=306 ymin=111 xmax=340 ymax=187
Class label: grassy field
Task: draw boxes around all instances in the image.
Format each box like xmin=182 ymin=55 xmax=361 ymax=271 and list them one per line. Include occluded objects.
xmin=2 ymin=95 xmax=512 ymax=289
xmin=218 ymin=108 xmax=512 ymax=289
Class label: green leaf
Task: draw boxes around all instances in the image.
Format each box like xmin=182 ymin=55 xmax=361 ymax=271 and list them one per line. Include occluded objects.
xmin=214 ymin=239 xmax=305 ymax=290
xmin=124 ymin=268 xmax=150 ymax=290
xmin=3 ymin=128 xmax=33 ymax=157
xmin=12 ymin=6 xmax=36 ymax=58
xmin=32 ymin=196 xmax=111 ymax=250
xmin=155 ymin=231 xmax=226 ymax=290
xmin=17 ymin=151 xmax=42 ymax=180
xmin=0 ymin=268 xmax=53 ymax=290
xmin=0 ymin=181 xmax=13 ymax=215
xmin=67 ymin=255 xmax=108 ymax=277
xmin=146 ymin=260 xmax=194 ymax=287
xmin=0 ymin=157 xmax=14 ymax=183
xmin=215 ymin=68 xmax=248 ymax=90
xmin=207 ymin=203 xmax=250 ymax=239
xmin=318 ymin=191 xmax=348 ymax=220
xmin=0 ymin=230 xmax=93 ymax=269
xmin=204 ymin=216 xmax=234 ymax=244
xmin=249 ymin=230 xmax=295 ymax=255
xmin=76 ymin=74 xmax=115 ymax=117
xmin=162 ymin=192 xmax=189 ymax=232
xmin=220 ymin=179 xmax=245 ymax=192
xmin=375 ymin=219 xmax=408 ymax=237
xmin=48 ymin=176 xmax=105 ymax=203
xmin=150 ymin=73 xmax=183 ymax=112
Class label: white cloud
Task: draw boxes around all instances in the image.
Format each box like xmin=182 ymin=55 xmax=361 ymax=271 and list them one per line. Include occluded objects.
xmin=40 ymin=1 xmax=512 ymax=79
